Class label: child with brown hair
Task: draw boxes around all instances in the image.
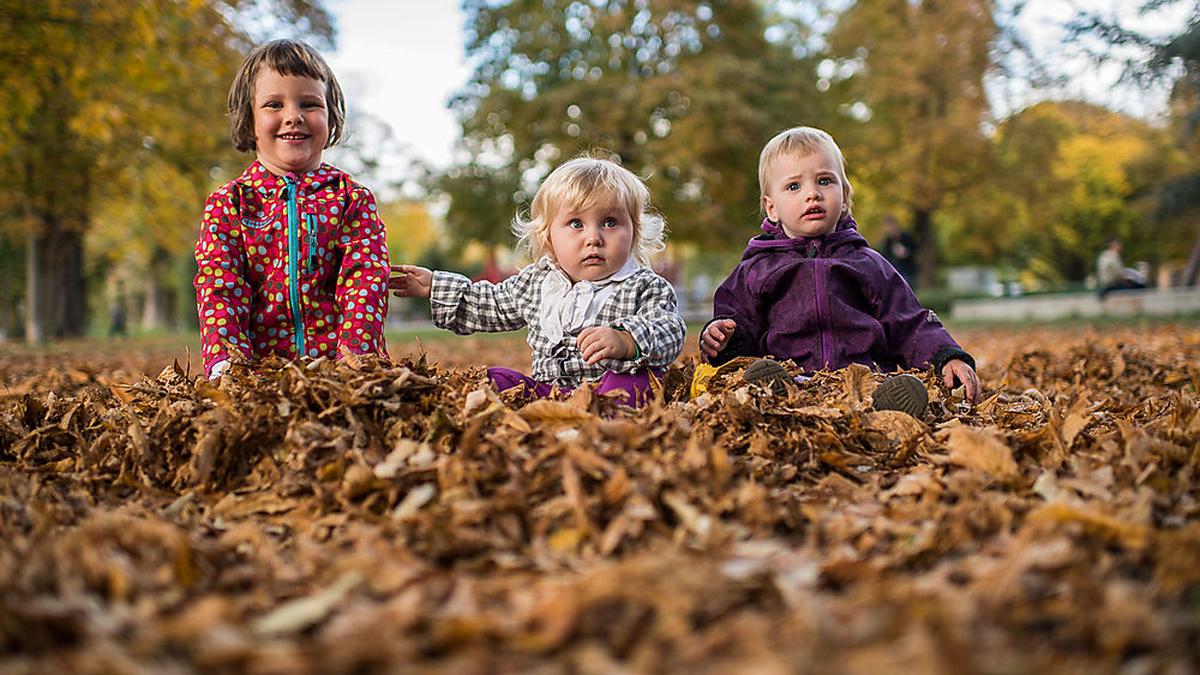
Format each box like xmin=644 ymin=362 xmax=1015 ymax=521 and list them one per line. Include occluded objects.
xmin=194 ymin=39 xmax=389 ymax=378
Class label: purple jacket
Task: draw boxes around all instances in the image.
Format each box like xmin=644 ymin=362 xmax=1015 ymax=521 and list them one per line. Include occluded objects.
xmin=708 ymin=215 xmax=972 ymax=373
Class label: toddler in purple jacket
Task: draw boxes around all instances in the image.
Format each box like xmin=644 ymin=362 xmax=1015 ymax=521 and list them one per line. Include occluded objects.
xmin=700 ymin=127 xmax=980 ymax=409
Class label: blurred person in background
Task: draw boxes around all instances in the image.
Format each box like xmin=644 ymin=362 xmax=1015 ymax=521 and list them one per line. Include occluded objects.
xmin=1097 ymin=238 xmax=1146 ymax=298
xmin=879 ymin=214 xmax=918 ymax=288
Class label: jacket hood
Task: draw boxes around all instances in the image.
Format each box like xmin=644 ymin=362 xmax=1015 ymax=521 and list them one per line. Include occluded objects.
xmin=745 ymin=213 xmax=868 ymax=257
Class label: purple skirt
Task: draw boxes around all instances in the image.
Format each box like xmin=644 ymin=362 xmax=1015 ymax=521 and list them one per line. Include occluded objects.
xmin=487 ymin=366 xmax=660 ymax=408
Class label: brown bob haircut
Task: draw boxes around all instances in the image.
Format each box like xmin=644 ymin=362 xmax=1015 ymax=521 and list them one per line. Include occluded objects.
xmin=227 ymin=39 xmax=346 ymax=153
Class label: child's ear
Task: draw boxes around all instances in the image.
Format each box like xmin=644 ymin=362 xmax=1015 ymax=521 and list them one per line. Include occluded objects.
xmin=761 ymin=195 xmax=778 ymax=222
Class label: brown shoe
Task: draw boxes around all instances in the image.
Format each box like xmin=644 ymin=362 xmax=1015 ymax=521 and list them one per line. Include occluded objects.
xmin=872 ymin=374 xmax=928 ymax=418
xmin=742 ymin=358 xmax=790 ymax=396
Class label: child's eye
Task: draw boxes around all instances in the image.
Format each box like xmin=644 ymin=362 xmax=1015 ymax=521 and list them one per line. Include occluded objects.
xmin=602 ymin=217 xmax=617 ymax=228
xmin=568 ymin=218 xmax=584 ymax=229
xmin=786 ymin=182 xmax=800 ymax=191
xmin=303 ymin=101 xmax=324 ymax=109
xmin=262 ymin=101 xmax=282 ymax=109
xmin=818 ymin=176 xmax=833 ymax=186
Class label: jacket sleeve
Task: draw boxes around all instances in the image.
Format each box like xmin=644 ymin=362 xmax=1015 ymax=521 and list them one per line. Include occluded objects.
xmin=608 ymin=275 xmax=686 ymax=372
xmin=335 ymin=188 xmax=390 ymax=356
xmin=193 ymin=190 xmax=254 ymax=376
xmin=707 ymin=261 xmax=766 ymax=365
xmin=429 ymin=264 xmax=536 ymax=334
xmin=868 ymin=252 xmax=973 ymax=371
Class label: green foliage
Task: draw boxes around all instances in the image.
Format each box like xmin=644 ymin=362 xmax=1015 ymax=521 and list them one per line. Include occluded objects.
xmin=1067 ymin=0 xmax=1200 ymax=220
xmin=437 ymin=0 xmax=831 ymax=252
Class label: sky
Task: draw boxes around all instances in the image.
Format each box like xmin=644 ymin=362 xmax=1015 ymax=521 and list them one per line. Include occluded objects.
xmin=321 ymin=0 xmax=1187 ymax=191
xmin=324 ymin=1 xmax=469 ymax=191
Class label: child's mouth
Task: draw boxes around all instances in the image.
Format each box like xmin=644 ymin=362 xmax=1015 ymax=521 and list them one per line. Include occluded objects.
xmin=802 ymin=206 xmax=826 ymax=219
xmin=583 ymin=254 xmax=605 ymax=264
xmin=278 ymin=133 xmax=309 ymax=141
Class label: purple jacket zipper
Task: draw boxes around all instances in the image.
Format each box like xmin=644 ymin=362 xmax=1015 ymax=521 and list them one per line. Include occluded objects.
xmin=811 ymin=243 xmax=831 ymax=368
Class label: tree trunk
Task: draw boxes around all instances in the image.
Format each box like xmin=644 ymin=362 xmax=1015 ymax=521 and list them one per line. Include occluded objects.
xmin=25 ymin=224 xmax=87 ymax=342
xmin=1184 ymin=227 xmax=1200 ymax=287
xmin=911 ymin=207 xmax=937 ymax=291
xmin=141 ymin=247 xmax=173 ymax=331
xmin=22 ymin=72 xmax=90 ymax=342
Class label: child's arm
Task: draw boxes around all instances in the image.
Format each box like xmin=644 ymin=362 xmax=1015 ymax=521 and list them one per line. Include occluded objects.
xmin=193 ymin=191 xmax=254 ymax=377
xmin=699 ymin=319 xmax=737 ymax=358
xmin=704 ymin=265 xmax=766 ymax=365
xmin=868 ymin=253 xmax=979 ymax=403
xmin=941 ymin=358 xmax=980 ymax=404
xmin=425 ymin=264 xmax=538 ymax=335
xmin=389 ymin=264 xmax=433 ymax=298
xmin=335 ymin=188 xmax=390 ymax=356
xmin=604 ymin=274 xmax=686 ymax=371
xmin=577 ymin=326 xmax=635 ymax=364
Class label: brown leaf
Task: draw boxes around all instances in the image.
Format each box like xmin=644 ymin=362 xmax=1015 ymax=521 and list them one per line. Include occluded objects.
xmin=941 ymin=426 xmax=1019 ymax=479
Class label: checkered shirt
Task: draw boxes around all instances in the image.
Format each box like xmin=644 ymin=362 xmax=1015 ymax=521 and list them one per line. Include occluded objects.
xmin=429 ymin=257 xmax=686 ymax=387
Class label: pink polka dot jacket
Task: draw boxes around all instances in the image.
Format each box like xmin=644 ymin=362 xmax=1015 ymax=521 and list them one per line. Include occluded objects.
xmin=193 ymin=161 xmax=389 ymax=377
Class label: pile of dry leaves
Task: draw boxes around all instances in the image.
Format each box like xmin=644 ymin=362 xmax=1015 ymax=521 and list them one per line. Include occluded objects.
xmin=1 ymin=325 xmax=1197 ymax=674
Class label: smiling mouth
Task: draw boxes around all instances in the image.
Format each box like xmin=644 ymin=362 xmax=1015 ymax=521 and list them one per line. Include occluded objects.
xmin=278 ymin=133 xmax=309 ymax=141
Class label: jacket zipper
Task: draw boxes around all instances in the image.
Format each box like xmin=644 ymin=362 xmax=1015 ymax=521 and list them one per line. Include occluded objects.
xmin=284 ymin=176 xmax=307 ymax=357
xmin=811 ymin=243 xmax=831 ymax=368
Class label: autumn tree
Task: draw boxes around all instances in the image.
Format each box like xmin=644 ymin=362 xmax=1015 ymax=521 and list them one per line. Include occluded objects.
xmin=0 ymin=0 xmax=334 ymax=341
xmin=438 ymin=0 xmax=830 ymax=255
xmin=1068 ymin=0 xmax=1200 ymax=284
xmin=942 ymin=101 xmax=1182 ymax=285
xmin=825 ymin=0 xmax=1012 ymax=289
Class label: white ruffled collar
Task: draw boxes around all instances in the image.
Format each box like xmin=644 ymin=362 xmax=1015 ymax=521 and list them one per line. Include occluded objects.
xmin=539 ymin=256 xmax=642 ymax=343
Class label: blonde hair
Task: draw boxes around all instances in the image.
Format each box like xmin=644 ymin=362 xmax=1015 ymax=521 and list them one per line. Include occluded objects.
xmin=512 ymin=156 xmax=666 ymax=265
xmin=227 ymin=39 xmax=346 ymax=153
xmin=758 ymin=126 xmax=854 ymax=212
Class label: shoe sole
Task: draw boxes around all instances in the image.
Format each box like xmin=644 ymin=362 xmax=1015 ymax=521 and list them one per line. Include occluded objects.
xmin=872 ymin=374 xmax=928 ymax=418
xmin=742 ymin=358 xmax=790 ymax=396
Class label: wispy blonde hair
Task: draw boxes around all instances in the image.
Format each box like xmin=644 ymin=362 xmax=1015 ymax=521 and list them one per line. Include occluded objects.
xmin=758 ymin=126 xmax=854 ymax=212
xmin=512 ymin=156 xmax=666 ymax=265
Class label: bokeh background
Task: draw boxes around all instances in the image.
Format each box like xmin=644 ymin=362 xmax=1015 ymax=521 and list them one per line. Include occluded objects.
xmin=0 ymin=0 xmax=1196 ymax=343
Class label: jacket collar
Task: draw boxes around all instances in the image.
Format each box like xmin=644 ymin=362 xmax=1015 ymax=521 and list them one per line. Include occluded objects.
xmin=747 ymin=213 xmax=866 ymax=256
xmin=235 ymin=160 xmax=341 ymax=197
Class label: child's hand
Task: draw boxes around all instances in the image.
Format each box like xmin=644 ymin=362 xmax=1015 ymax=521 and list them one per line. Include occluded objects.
xmin=389 ymin=265 xmax=433 ymax=299
xmin=699 ymin=319 xmax=737 ymax=359
xmin=941 ymin=359 xmax=980 ymax=404
xmin=577 ymin=326 xmax=635 ymax=365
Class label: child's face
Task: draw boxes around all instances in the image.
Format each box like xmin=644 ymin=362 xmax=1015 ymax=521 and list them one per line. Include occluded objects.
xmin=548 ymin=194 xmax=634 ymax=283
xmin=761 ymin=149 xmax=846 ymax=239
xmin=252 ymin=68 xmax=329 ymax=176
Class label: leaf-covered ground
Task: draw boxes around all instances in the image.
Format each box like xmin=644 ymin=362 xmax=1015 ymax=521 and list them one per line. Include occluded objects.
xmin=1 ymin=324 xmax=1198 ymax=674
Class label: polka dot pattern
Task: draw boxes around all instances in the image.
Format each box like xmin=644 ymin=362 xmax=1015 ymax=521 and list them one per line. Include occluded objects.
xmin=193 ymin=161 xmax=390 ymax=376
